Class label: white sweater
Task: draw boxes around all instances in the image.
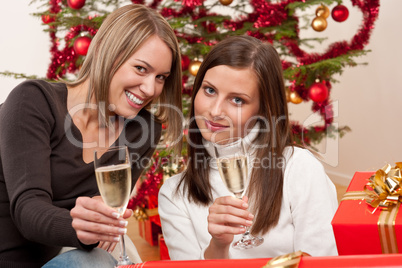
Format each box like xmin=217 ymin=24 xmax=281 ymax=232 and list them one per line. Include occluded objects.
xmin=158 ymin=146 xmax=338 ymax=260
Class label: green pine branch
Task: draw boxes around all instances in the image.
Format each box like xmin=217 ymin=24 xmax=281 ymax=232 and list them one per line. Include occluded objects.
xmin=287 ymin=0 xmax=341 ymax=11
xmin=0 ymin=71 xmax=40 ymax=80
xmin=283 ymin=50 xmax=369 ymax=85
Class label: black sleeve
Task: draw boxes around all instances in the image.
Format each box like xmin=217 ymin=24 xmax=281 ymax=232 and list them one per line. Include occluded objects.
xmin=0 ymin=81 xmax=95 ymax=249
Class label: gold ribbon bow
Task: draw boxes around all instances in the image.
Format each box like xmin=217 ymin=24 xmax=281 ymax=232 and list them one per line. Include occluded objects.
xmin=364 ymin=163 xmax=402 ymax=210
xmin=133 ymin=206 xmax=159 ymax=221
xmin=262 ymin=251 xmax=310 ymax=268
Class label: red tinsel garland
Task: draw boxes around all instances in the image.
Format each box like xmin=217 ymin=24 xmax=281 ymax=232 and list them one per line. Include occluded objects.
xmin=127 ymin=154 xmax=164 ymax=210
xmin=284 ymin=0 xmax=379 ymax=64
xmin=251 ymin=0 xmax=289 ymax=28
xmin=46 ymin=1 xmax=98 ymax=79
xmin=45 ymin=0 xmax=62 ymax=79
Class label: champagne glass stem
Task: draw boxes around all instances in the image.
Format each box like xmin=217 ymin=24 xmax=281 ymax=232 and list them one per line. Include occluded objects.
xmin=241 ymin=226 xmax=251 ymax=239
xmin=118 ymin=234 xmax=131 ymax=265
xmin=233 ymin=194 xmax=264 ymax=249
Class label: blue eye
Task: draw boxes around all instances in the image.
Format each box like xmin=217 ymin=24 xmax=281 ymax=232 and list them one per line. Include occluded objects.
xmin=232 ymin=97 xmax=245 ymax=105
xmin=205 ymin=87 xmax=215 ymax=95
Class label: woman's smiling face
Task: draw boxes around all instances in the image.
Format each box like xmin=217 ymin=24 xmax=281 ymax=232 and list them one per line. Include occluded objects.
xmin=194 ymin=65 xmax=260 ymax=143
xmin=108 ymin=35 xmax=172 ymax=119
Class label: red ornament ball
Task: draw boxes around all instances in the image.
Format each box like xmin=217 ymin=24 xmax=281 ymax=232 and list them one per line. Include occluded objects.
xmin=41 ymin=14 xmax=55 ymax=24
xmin=308 ymin=82 xmax=328 ymax=102
xmin=67 ymin=0 xmax=86 ymax=10
xmin=74 ymin=36 xmax=91 ymax=56
xmin=331 ymin=5 xmax=349 ymax=22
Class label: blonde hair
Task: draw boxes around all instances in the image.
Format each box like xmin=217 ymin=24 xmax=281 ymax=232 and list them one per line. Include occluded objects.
xmin=66 ymin=4 xmax=183 ymax=154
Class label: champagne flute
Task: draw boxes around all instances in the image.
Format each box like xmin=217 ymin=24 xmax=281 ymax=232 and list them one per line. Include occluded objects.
xmin=94 ymin=146 xmax=133 ymax=266
xmin=213 ymin=137 xmax=264 ymax=249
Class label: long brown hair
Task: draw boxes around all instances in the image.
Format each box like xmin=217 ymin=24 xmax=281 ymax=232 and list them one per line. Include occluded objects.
xmin=65 ymin=4 xmax=183 ymax=154
xmin=178 ymin=35 xmax=294 ymax=234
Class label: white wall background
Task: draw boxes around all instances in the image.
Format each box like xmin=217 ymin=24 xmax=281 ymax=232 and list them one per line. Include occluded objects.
xmin=0 ymin=1 xmax=401 ymax=186
xmin=289 ymin=0 xmax=402 ymax=185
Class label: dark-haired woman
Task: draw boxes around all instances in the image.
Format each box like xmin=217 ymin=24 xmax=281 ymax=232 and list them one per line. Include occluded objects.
xmin=159 ymin=35 xmax=338 ymax=260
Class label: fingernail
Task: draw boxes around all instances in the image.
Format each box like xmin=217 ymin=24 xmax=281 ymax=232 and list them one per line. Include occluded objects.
xmin=118 ymin=228 xmax=127 ymax=234
xmin=248 ymin=213 xmax=254 ymax=219
xmin=119 ymin=220 xmax=128 ymax=227
xmin=242 ymin=202 xmax=248 ymax=208
xmin=114 ymin=236 xmax=121 ymax=242
xmin=246 ymin=220 xmax=253 ymax=226
xmin=112 ymin=212 xmax=120 ymax=219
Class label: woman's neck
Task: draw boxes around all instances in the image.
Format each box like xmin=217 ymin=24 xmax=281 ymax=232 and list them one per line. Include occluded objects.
xmin=66 ymin=80 xmax=125 ymax=162
xmin=67 ymin=79 xmax=99 ymax=129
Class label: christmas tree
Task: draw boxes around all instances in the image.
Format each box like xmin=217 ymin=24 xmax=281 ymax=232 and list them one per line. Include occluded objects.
xmin=10 ymin=0 xmax=380 ymax=145
xmin=2 ymin=0 xmax=380 ymax=213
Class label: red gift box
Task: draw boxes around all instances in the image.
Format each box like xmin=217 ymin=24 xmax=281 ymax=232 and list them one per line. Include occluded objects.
xmin=332 ymin=171 xmax=402 ymax=255
xmin=158 ymin=234 xmax=170 ymax=260
xmin=138 ymin=218 xmax=162 ymax=246
xmin=138 ymin=195 xmax=162 ymax=246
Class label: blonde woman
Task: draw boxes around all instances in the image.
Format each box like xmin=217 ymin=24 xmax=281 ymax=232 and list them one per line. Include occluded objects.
xmin=0 ymin=4 xmax=182 ymax=267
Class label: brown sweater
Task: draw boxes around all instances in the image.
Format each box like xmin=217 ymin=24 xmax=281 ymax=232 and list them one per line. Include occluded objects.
xmin=0 ymin=80 xmax=162 ymax=267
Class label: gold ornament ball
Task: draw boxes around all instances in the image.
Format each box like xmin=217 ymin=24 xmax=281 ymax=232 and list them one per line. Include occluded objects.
xmin=311 ymin=16 xmax=327 ymax=32
xmin=316 ymin=5 xmax=330 ymax=18
xmin=189 ymin=60 xmax=202 ymax=76
xmin=289 ymin=91 xmax=303 ymax=104
xmin=219 ymin=0 xmax=233 ymax=5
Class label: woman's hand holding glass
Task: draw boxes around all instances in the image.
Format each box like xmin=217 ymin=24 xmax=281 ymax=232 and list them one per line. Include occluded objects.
xmin=207 ymin=195 xmax=254 ymax=247
xmin=70 ymin=195 xmax=131 ymax=250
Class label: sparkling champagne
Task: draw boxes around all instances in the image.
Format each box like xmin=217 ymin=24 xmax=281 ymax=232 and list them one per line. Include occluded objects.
xmin=95 ymin=163 xmax=131 ymax=215
xmin=217 ymin=156 xmax=247 ymax=197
